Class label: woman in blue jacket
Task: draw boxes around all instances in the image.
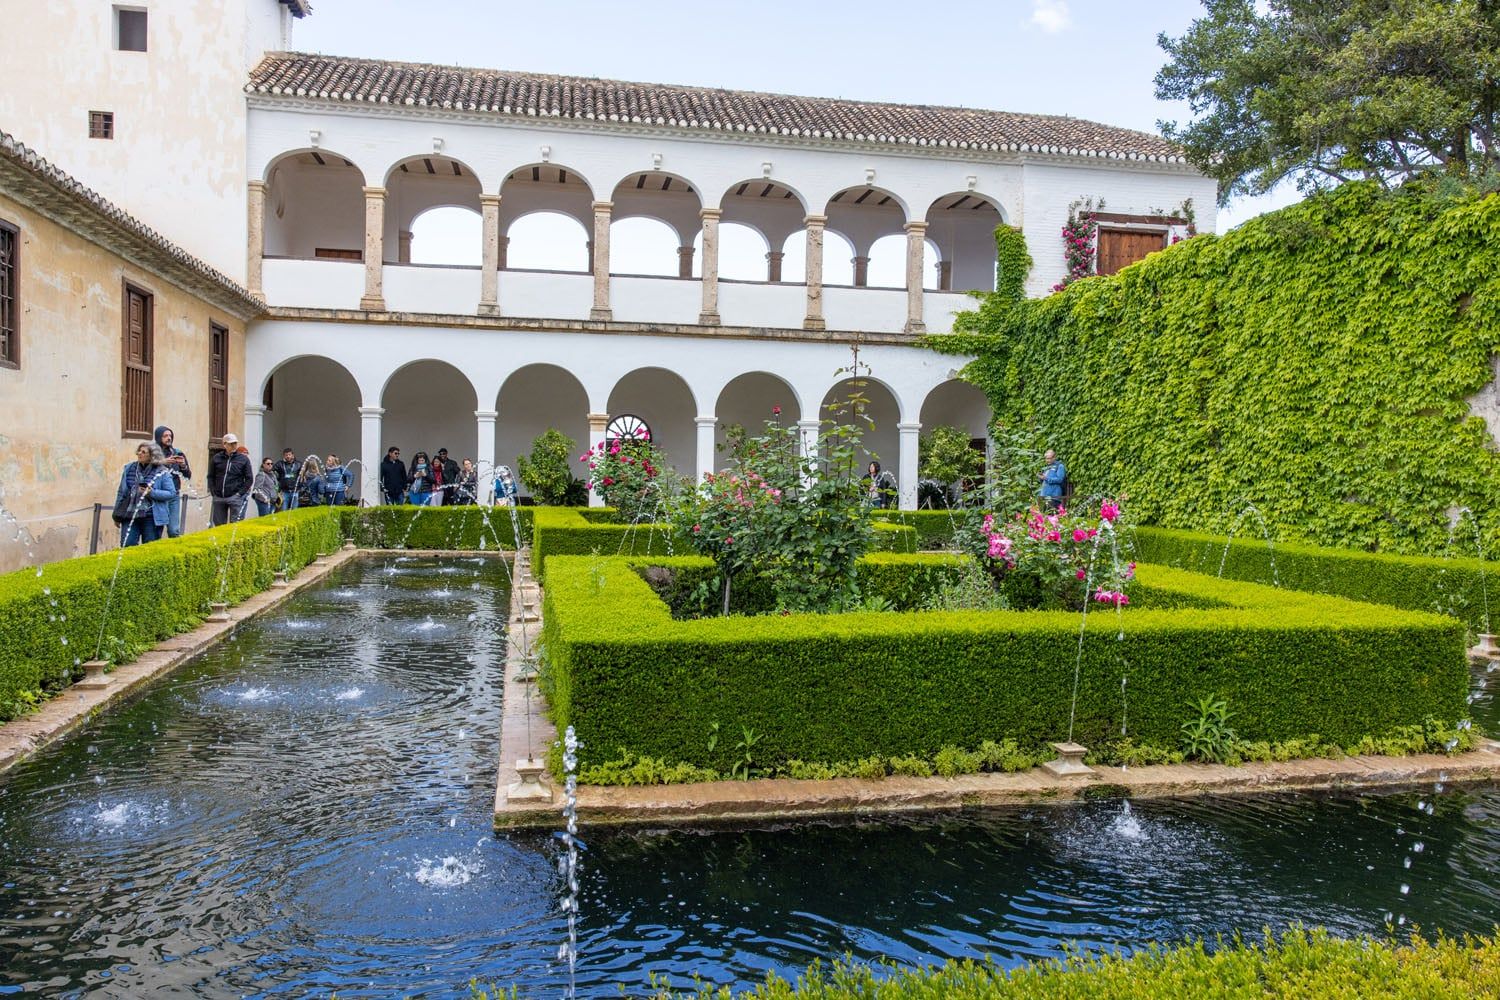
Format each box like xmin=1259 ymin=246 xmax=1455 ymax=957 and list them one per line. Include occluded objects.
xmin=116 ymin=442 xmax=178 ymax=546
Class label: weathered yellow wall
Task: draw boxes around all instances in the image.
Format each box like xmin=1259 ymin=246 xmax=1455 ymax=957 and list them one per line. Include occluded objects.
xmin=0 ymin=193 xmax=246 ymax=571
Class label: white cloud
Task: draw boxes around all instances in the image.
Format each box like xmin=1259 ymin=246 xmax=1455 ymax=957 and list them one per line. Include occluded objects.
xmin=1029 ymin=0 xmax=1072 ymax=33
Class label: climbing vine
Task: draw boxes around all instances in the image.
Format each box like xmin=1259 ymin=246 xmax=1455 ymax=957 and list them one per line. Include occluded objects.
xmin=931 ymin=182 xmax=1500 ymax=556
xmin=992 ymin=224 xmax=1031 ymax=305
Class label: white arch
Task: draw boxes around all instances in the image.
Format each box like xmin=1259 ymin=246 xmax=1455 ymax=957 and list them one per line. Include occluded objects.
xmin=378 ymin=357 xmax=482 ymax=407
xmin=713 ymin=370 xmax=804 ymax=417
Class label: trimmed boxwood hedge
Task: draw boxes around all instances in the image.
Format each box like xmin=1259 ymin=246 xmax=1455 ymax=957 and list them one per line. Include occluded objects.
xmin=531 ymin=507 xmax=918 ymax=582
xmin=542 ymin=553 xmax=1467 ymax=773
xmin=1134 ymin=526 xmax=1500 ymax=637
xmin=0 ymin=507 xmax=342 ymax=719
xmin=342 ymin=504 xmax=531 ymax=551
xmin=873 ymin=509 xmax=963 ymax=550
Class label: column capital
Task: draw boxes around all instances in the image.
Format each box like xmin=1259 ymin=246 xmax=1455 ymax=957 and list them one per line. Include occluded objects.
xmin=247 ymin=179 xmax=267 ymax=193
xmin=804 ymin=214 xmax=828 ymax=226
xmin=361 ymin=185 xmax=387 ymax=198
xmin=765 ymin=250 xmax=785 ymax=260
xmin=475 ymin=409 xmax=499 ymax=420
xmin=478 ymin=193 xmax=502 ymax=207
xmin=695 ymin=415 xmax=717 ymax=428
xmin=699 ymin=207 xmax=723 ymax=221
xmin=897 ymin=421 xmax=923 ymax=433
xmin=358 ymin=406 xmax=385 ymax=417
xmin=592 ymin=200 xmax=614 ymax=212
xmin=903 ymin=220 xmax=929 ymax=234
xmin=244 ymin=403 xmax=268 ymax=416
xmin=587 ymin=412 xmax=610 ymax=432
xmin=796 ymin=418 xmax=821 ymax=430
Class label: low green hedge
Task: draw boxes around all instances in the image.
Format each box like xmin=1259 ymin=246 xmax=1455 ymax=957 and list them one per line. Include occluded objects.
xmin=874 ymin=509 xmax=963 ymax=549
xmin=342 ymin=504 xmax=531 ymax=550
xmin=542 ymin=553 xmax=1467 ymax=773
xmin=0 ymin=507 xmax=342 ymax=719
xmin=532 ymin=508 xmax=918 ymax=582
xmin=1134 ymin=526 xmax=1500 ymax=637
xmin=609 ymin=928 xmax=1500 ymax=999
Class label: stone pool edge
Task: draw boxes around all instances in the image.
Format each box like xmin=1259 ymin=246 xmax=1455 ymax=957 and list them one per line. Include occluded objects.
xmin=492 ymin=573 xmax=1500 ymax=831
xmin=0 ymin=548 xmax=508 ymax=775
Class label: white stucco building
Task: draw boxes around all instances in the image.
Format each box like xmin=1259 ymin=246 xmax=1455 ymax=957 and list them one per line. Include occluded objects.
xmin=3 ymin=0 xmax=1216 ymax=511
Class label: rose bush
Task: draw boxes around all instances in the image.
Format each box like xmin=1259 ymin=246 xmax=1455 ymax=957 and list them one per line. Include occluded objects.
xmin=580 ymin=427 xmax=673 ymax=523
xmin=958 ymin=498 xmax=1135 ymax=610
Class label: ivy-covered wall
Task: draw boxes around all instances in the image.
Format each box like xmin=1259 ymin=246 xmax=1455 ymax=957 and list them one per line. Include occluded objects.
xmin=933 ymin=183 xmax=1500 ymax=555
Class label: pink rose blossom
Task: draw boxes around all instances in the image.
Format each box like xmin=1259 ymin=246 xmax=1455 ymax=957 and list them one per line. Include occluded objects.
xmin=1100 ymin=501 xmax=1119 ymax=522
xmin=1072 ymin=528 xmax=1088 ymax=543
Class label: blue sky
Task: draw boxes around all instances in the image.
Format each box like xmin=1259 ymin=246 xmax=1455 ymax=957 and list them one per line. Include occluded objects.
xmin=291 ymin=0 xmax=1299 ymax=266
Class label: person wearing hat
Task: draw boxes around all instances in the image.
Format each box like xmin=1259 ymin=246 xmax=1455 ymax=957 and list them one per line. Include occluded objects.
xmin=207 ymin=433 xmax=253 ymax=526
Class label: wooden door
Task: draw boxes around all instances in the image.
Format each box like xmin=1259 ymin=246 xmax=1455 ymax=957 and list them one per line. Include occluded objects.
xmin=123 ymin=286 xmax=152 ymax=435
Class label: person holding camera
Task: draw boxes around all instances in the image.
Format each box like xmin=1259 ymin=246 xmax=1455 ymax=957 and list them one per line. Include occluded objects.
xmin=114 ymin=442 xmax=177 ymax=546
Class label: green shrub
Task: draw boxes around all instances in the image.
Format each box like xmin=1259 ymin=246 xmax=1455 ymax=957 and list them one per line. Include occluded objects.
xmin=342 ymin=505 xmax=530 ymax=550
xmin=0 ymin=507 xmax=342 ymax=721
xmin=516 ymin=428 xmax=582 ymax=506
xmin=932 ymin=183 xmax=1500 ymax=557
xmin=617 ymin=928 xmax=1500 ymax=999
xmin=873 ymin=510 xmax=961 ymax=550
xmin=1135 ymin=525 xmax=1500 ymax=637
xmin=541 ymin=554 xmax=1469 ymax=775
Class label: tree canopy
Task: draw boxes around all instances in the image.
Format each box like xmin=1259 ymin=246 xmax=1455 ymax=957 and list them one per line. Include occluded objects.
xmin=1156 ymin=0 xmax=1500 ymax=202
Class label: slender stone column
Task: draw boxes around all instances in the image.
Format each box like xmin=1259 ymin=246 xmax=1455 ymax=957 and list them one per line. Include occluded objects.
xmin=698 ymin=208 xmax=722 ymax=325
xmin=695 ymin=416 xmax=717 ymax=481
xmin=359 ymin=186 xmax=387 ymax=311
xmin=852 ymin=255 xmax=870 ymax=287
xmin=243 ymin=403 xmax=266 ymax=472
xmin=677 ymin=246 xmax=695 ymax=279
xmin=897 ymin=420 xmax=921 ymax=510
xmin=903 ymin=221 xmax=928 ymax=333
xmin=766 ymin=250 xmax=784 ymax=283
xmin=397 ymin=230 xmax=413 ymax=264
xmin=590 ymin=201 xmax=613 ymax=321
xmin=803 ymin=214 xmax=827 ymax=331
xmin=937 ymin=259 xmax=953 ymax=291
xmin=797 ymin=418 xmax=821 ymax=463
xmin=359 ymin=405 xmax=384 ymax=504
xmin=479 ymin=194 xmax=502 ymax=316
xmin=246 ymin=180 xmax=266 ymax=298
xmin=587 ymin=412 xmax=609 ymax=506
xmin=475 ymin=409 xmax=498 ymax=502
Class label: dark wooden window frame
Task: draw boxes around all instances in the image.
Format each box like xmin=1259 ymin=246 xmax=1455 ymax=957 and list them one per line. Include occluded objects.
xmin=121 ymin=279 xmax=154 ymax=439
xmin=0 ymin=218 xmax=17 ymax=370
xmin=209 ymin=320 xmax=229 ymax=445
xmin=88 ymin=111 xmax=114 ymax=140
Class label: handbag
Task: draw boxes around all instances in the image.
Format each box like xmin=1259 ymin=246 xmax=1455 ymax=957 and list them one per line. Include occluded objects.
xmin=111 ymin=488 xmax=141 ymax=524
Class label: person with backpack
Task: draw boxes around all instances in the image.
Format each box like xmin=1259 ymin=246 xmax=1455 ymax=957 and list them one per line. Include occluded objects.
xmin=1039 ymin=449 xmax=1067 ymax=512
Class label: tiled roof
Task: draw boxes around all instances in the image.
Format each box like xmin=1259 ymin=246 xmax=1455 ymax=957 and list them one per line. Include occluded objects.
xmin=247 ymin=53 xmax=1189 ymax=163
xmin=0 ymin=131 xmax=263 ymax=317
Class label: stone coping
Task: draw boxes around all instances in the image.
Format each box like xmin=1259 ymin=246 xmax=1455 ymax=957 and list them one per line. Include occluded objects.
xmin=492 ymin=568 xmax=1500 ymax=830
xmin=0 ymin=547 xmax=509 ymax=776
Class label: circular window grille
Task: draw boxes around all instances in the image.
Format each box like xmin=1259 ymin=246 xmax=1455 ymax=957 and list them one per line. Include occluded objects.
xmin=605 ymin=413 xmax=651 ymax=443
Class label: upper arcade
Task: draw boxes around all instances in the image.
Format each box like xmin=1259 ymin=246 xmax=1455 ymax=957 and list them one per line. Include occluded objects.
xmin=245 ymin=53 xmax=1216 ymax=334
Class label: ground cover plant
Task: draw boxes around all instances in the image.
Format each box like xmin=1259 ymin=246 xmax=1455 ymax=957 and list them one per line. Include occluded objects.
xmin=541 ymin=552 xmax=1470 ymax=782
xmin=0 ymin=507 xmax=342 ymax=721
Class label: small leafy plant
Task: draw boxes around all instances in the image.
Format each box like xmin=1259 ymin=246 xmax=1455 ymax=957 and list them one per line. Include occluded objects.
xmin=731 ymin=726 xmax=760 ymax=781
xmin=1180 ymin=693 xmax=1237 ymax=763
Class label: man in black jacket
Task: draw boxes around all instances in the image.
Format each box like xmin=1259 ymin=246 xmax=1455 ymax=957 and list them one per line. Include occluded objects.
xmin=434 ymin=448 xmax=460 ymax=506
xmin=274 ymin=448 xmax=301 ymax=511
xmin=208 ymin=434 xmax=253 ymax=525
xmin=379 ymin=446 xmax=408 ymax=504
xmin=154 ymin=424 xmax=192 ymax=537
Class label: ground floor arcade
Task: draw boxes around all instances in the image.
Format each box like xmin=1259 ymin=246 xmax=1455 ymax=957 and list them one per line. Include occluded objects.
xmin=245 ymin=316 xmax=988 ymax=509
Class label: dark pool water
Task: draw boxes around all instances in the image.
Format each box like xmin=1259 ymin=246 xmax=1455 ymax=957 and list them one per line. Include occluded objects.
xmin=1 ymin=556 xmax=1498 ymax=997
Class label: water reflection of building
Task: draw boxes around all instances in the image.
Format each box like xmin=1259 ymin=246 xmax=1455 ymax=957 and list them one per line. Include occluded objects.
xmin=0 ymin=0 xmax=1213 ymax=563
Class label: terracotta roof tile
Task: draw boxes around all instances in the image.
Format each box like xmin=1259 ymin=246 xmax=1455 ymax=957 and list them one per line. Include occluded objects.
xmin=248 ymin=53 xmax=1187 ymax=162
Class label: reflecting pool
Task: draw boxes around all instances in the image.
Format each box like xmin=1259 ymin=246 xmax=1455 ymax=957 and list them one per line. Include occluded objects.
xmin=0 ymin=556 xmax=1497 ymax=997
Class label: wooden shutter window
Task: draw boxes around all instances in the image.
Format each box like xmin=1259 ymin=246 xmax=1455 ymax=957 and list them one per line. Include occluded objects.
xmin=122 ymin=283 xmax=153 ymax=437
xmin=0 ymin=220 xmax=16 ymax=369
xmin=209 ymin=322 xmax=229 ymax=442
xmin=1095 ymin=228 xmax=1167 ymax=277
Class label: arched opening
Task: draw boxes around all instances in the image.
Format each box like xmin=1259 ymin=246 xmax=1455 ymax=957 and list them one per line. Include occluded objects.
xmin=607 ymin=368 xmax=697 ymax=474
xmin=867 ymin=233 xmax=939 ymax=290
xmin=408 ymin=206 xmax=483 ymax=266
xmin=380 ymin=361 xmax=480 ymax=495
xmin=926 ymin=193 xmax=1005 ymax=292
xmin=495 ymin=364 xmax=590 ymax=500
xmin=819 ymin=377 xmax=901 ymax=481
xmin=719 ymin=180 xmax=808 ymax=282
xmin=262 ymin=149 xmax=365 ymax=260
xmin=611 ymin=216 xmax=684 ymax=277
xmin=383 ymin=155 xmax=483 ymax=265
xmin=610 ymin=171 xmax=703 ymax=276
xmin=920 ymin=380 xmax=992 ymax=502
xmin=824 ymin=186 xmax=908 ymax=288
xmin=260 ymin=356 xmax=362 ymax=496
xmin=499 ymin=164 xmax=595 ymax=272
xmin=713 ymin=372 xmax=802 ymax=468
